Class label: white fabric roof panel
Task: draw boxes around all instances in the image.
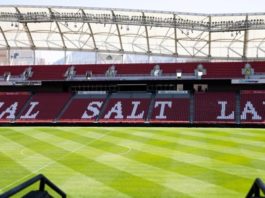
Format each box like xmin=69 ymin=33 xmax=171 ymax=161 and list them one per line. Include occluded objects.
xmin=0 ymin=5 xmax=265 ymax=61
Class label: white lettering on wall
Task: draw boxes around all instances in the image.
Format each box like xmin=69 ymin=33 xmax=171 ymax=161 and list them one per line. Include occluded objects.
xmin=241 ymin=101 xmax=261 ymax=120
xmin=127 ymin=101 xmax=144 ymax=119
xmin=20 ymin=102 xmax=39 ymax=119
xmin=155 ymin=101 xmax=172 ymax=119
xmin=0 ymin=102 xmax=18 ymax=119
xmin=81 ymin=101 xmax=103 ymax=119
xmin=217 ymin=101 xmax=235 ymax=120
xmin=104 ymin=101 xmax=123 ymax=119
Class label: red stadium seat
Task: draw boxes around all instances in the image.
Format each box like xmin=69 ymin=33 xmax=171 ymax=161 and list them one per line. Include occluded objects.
xmin=0 ymin=92 xmax=31 ymax=122
xmin=194 ymin=92 xmax=236 ymax=123
xmin=100 ymin=98 xmax=151 ymax=123
xmin=59 ymin=98 xmax=105 ymax=123
xmin=0 ymin=61 xmax=264 ymax=81
xmin=150 ymin=98 xmax=190 ymax=123
xmin=18 ymin=92 xmax=71 ymax=123
xmin=240 ymin=91 xmax=265 ymax=124
xmin=29 ymin=65 xmax=69 ymax=81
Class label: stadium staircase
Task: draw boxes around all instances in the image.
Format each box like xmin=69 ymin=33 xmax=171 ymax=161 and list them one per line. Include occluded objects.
xmin=96 ymin=92 xmax=111 ymax=122
xmin=146 ymin=92 xmax=156 ymax=123
xmin=55 ymin=93 xmax=75 ymax=122
xmin=13 ymin=92 xmax=34 ymax=122
xmin=235 ymin=91 xmax=241 ymax=124
xmin=189 ymin=92 xmax=194 ymax=124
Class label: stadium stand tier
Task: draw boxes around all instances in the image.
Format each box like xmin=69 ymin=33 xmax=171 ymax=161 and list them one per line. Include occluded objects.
xmin=194 ymin=92 xmax=236 ymax=124
xmin=99 ymin=92 xmax=151 ymax=123
xmin=0 ymin=92 xmax=31 ymax=122
xmin=59 ymin=93 xmax=107 ymax=123
xmin=0 ymin=90 xmax=262 ymax=125
xmin=17 ymin=93 xmax=71 ymax=123
xmin=0 ymin=61 xmax=264 ymax=125
xmin=1 ymin=61 xmax=265 ymax=81
xmin=150 ymin=93 xmax=190 ymax=123
xmin=240 ymin=90 xmax=265 ymax=124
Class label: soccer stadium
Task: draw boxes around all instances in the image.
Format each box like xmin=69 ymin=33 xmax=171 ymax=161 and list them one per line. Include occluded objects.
xmin=0 ymin=4 xmax=265 ymax=198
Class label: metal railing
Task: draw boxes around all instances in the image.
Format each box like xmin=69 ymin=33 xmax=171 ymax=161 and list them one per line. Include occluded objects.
xmin=0 ymin=174 xmax=66 ymax=198
xmin=246 ymin=178 xmax=265 ymax=198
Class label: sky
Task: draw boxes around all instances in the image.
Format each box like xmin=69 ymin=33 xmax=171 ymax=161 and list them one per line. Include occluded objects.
xmin=0 ymin=0 xmax=264 ymax=14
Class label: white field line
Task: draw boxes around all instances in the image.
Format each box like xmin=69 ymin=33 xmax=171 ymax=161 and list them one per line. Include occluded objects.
xmin=0 ymin=130 xmax=113 ymax=193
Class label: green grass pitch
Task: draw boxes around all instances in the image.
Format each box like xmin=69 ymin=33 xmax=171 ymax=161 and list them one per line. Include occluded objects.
xmin=0 ymin=127 xmax=265 ymax=197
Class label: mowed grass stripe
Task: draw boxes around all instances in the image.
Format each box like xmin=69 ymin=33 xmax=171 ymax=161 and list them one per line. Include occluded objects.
xmin=95 ymin=128 xmax=265 ymax=169
xmin=144 ymin=128 xmax=265 ymax=152
xmin=85 ymin=128 xmax=265 ymax=179
xmin=38 ymin=127 xmax=251 ymax=195
xmin=111 ymin=128 xmax=265 ymax=163
xmin=115 ymin=128 xmax=265 ymax=170
xmin=185 ymin=128 xmax=265 ymax=139
xmin=13 ymin=127 xmax=213 ymax=195
xmin=3 ymin=128 xmax=187 ymax=198
xmin=127 ymin=127 xmax=265 ymax=149
xmin=0 ymin=132 xmax=131 ymax=198
xmin=39 ymin=163 xmax=131 ymax=198
xmin=187 ymin=128 xmax=265 ymax=146
xmin=16 ymin=128 xmax=241 ymax=197
xmin=149 ymin=127 xmax=265 ymax=139
xmin=0 ymin=134 xmax=54 ymax=193
xmin=0 ymin=153 xmax=31 ymax=193
xmin=0 ymin=134 xmax=54 ymax=172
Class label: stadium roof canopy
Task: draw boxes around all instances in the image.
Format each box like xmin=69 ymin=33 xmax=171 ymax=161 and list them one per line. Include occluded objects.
xmin=1 ymin=5 xmax=265 ymax=64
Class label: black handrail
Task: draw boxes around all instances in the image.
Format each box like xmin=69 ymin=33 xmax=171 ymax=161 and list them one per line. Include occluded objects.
xmin=0 ymin=174 xmax=66 ymax=198
xmin=246 ymin=178 xmax=265 ymax=198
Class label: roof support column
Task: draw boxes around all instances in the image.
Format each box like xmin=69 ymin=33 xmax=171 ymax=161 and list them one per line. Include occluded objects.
xmin=81 ymin=9 xmax=97 ymax=50
xmin=33 ymin=49 xmax=35 ymax=65
xmin=111 ymin=10 xmax=123 ymax=52
xmin=142 ymin=12 xmax=151 ymax=54
xmin=173 ymin=14 xmax=178 ymax=56
xmin=208 ymin=16 xmax=212 ymax=58
xmin=7 ymin=49 xmax=10 ymax=65
xmin=0 ymin=26 xmax=9 ymax=49
xmin=243 ymin=15 xmax=249 ymax=59
xmin=48 ymin=8 xmax=66 ymax=50
xmin=64 ymin=50 xmax=67 ymax=64
xmin=15 ymin=7 xmax=35 ymax=50
xmin=95 ymin=51 xmax=98 ymax=64
xmin=23 ymin=23 xmax=35 ymax=49
xmin=0 ymin=26 xmax=10 ymax=65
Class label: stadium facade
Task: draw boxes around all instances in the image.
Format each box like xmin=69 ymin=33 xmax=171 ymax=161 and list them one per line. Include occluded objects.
xmin=0 ymin=5 xmax=264 ymax=126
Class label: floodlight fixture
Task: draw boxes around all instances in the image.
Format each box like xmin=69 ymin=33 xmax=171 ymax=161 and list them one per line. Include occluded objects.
xmin=176 ymin=71 xmax=182 ymax=79
xmin=198 ymin=71 xmax=203 ymax=77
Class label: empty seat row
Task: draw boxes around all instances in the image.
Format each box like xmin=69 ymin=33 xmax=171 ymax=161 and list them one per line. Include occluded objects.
xmin=1 ymin=61 xmax=265 ymax=81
